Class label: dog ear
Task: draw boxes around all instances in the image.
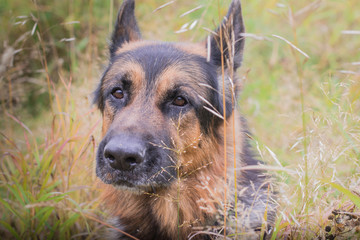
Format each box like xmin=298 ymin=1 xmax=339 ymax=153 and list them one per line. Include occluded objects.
xmin=207 ymin=0 xmax=245 ymax=120
xmin=208 ymin=0 xmax=245 ymax=71
xmin=110 ymin=0 xmax=141 ymax=57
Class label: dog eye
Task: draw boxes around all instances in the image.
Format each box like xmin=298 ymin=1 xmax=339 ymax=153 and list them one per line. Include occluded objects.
xmin=111 ymin=88 xmax=124 ymax=99
xmin=172 ymin=96 xmax=187 ymax=107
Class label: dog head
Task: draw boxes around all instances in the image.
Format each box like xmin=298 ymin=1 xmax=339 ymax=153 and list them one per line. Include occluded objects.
xmin=94 ymin=0 xmax=245 ymax=191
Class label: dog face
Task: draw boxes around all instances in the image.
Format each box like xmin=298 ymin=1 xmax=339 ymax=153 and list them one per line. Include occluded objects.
xmin=94 ymin=0 xmax=245 ymax=191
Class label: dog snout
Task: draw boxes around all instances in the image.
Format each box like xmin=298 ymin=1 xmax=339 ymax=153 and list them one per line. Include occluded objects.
xmin=103 ymin=135 xmax=146 ymax=171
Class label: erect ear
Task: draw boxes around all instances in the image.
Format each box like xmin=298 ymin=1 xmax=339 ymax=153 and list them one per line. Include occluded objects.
xmin=110 ymin=0 xmax=141 ymax=57
xmin=208 ymin=0 xmax=245 ymax=71
xmin=207 ymin=0 xmax=245 ymax=120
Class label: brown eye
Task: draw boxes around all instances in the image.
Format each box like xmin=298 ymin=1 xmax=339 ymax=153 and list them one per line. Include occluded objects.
xmin=172 ymin=96 xmax=187 ymax=107
xmin=111 ymin=88 xmax=124 ymax=99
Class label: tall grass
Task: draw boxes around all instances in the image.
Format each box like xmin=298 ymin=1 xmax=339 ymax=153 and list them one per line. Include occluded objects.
xmin=239 ymin=1 xmax=360 ymax=238
xmin=1 ymin=0 xmax=360 ymax=239
xmin=0 ymin=74 xmax=103 ymax=238
xmin=1 ymin=0 xmax=107 ymax=237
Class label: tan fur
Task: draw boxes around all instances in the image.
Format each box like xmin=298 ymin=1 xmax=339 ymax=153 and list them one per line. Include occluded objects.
xmin=103 ymin=61 xmax=145 ymax=91
xmin=115 ymin=41 xmax=155 ymax=55
xmin=155 ymin=64 xmax=209 ymax=105
xmin=102 ymin=102 xmax=114 ymax=136
xmin=99 ymin=40 xmax=247 ymax=236
xmin=95 ymin=1 xmax=275 ymax=239
xmin=100 ymin=107 xmax=245 ymax=239
xmin=174 ymin=43 xmax=207 ymax=58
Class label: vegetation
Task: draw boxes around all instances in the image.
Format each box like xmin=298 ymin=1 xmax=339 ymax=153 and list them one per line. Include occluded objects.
xmin=1 ymin=0 xmax=359 ymax=239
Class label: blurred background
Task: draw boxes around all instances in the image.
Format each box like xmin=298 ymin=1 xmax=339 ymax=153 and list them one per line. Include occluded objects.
xmin=0 ymin=0 xmax=359 ymax=239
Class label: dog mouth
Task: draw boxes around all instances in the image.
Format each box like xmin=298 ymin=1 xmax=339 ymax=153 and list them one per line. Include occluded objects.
xmin=95 ymin=137 xmax=176 ymax=190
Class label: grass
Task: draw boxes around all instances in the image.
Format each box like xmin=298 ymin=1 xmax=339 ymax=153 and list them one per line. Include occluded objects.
xmin=1 ymin=0 xmax=360 ymax=239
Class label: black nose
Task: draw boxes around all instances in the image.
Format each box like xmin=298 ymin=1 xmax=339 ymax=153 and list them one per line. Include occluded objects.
xmin=103 ymin=136 xmax=146 ymax=171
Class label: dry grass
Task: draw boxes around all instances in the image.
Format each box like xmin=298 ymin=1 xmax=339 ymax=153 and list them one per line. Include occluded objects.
xmin=1 ymin=0 xmax=360 ymax=239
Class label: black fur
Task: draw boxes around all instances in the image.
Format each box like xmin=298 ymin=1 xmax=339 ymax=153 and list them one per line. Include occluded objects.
xmin=110 ymin=0 xmax=141 ymax=57
xmin=209 ymin=0 xmax=245 ymax=70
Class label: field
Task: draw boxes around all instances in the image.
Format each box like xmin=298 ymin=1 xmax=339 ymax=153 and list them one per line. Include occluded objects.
xmin=1 ymin=0 xmax=359 ymax=239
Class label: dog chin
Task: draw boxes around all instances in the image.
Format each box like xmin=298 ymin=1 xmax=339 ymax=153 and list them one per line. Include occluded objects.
xmin=112 ymin=183 xmax=147 ymax=194
xmin=111 ymin=181 xmax=164 ymax=194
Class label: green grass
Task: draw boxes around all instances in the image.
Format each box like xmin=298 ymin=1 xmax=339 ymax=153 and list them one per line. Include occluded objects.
xmin=1 ymin=0 xmax=360 ymax=239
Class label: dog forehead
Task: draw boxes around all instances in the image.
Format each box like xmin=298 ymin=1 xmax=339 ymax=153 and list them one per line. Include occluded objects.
xmin=108 ymin=41 xmax=213 ymax=89
xmin=115 ymin=41 xmax=207 ymax=58
xmin=112 ymin=41 xmax=205 ymax=69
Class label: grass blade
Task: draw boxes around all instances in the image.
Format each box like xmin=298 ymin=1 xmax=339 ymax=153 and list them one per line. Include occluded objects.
xmin=327 ymin=182 xmax=360 ymax=209
xmin=0 ymin=220 xmax=21 ymax=240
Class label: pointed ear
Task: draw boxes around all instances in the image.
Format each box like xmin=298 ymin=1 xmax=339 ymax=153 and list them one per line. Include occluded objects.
xmin=208 ymin=0 xmax=245 ymax=70
xmin=110 ymin=0 xmax=141 ymax=57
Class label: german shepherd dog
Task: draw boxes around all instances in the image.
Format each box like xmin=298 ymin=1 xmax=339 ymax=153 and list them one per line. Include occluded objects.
xmin=94 ymin=0 xmax=275 ymax=239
